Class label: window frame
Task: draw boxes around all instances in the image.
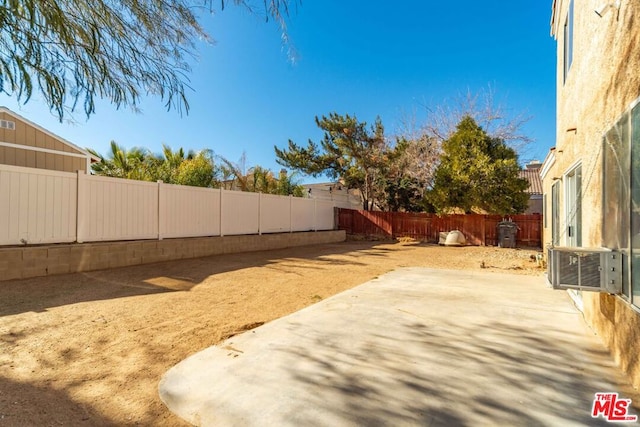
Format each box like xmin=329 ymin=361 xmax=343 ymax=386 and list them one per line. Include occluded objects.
xmin=552 ymin=181 xmax=560 ymax=246
xmin=564 ymin=162 xmax=582 ymax=247
xmin=563 ymin=0 xmax=574 ymax=84
xmin=601 ymin=100 xmax=640 ymax=307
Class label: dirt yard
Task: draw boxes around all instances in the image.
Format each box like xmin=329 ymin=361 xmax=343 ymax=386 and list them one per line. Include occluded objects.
xmin=0 ymin=240 xmax=544 ymax=426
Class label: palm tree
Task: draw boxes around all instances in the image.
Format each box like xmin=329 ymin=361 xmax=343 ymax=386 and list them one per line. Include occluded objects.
xmin=217 ymin=154 xmax=303 ymax=196
xmin=88 ymin=141 xmax=150 ymax=180
xmin=249 ymin=165 xmax=276 ymax=193
xmin=275 ymin=169 xmax=304 ymax=196
xmin=148 ymin=144 xmax=194 ymax=183
xmin=219 ymin=153 xmax=250 ymax=191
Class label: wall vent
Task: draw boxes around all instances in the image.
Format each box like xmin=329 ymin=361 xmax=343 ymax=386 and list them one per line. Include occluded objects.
xmin=0 ymin=120 xmax=15 ymax=130
xmin=547 ymin=247 xmax=622 ymax=294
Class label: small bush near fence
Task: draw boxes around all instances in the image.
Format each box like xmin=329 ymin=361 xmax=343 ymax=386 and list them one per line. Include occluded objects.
xmin=337 ymin=209 xmax=542 ymax=248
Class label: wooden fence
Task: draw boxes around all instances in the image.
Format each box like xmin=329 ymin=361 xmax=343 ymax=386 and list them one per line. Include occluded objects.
xmin=337 ymin=209 xmax=542 ymax=248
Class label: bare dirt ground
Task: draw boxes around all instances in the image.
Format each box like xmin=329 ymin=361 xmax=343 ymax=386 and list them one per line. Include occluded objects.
xmin=0 ymin=240 xmax=544 ymax=426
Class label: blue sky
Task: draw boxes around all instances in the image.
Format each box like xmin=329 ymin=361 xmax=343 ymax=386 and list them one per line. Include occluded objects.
xmin=0 ymin=1 xmax=557 ymax=182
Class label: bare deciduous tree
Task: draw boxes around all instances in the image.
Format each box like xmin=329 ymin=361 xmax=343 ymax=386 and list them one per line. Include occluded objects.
xmin=410 ymin=86 xmax=533 ymax=152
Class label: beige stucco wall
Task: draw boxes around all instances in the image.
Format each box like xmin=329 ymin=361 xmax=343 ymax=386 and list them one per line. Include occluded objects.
xmin=549 ymin=0 xmax=640 ymax=247
xmin=546 ymin=0 xmax=640 ymax=389
xmin=582 ymin=292 xmax=640 ymax=391
xmin=0 ymin=111 xmax=88 ymax=173
xmin=0 ymin=231 xmax=347 ymax=282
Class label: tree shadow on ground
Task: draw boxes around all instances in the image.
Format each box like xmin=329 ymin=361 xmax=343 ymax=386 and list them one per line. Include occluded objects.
xmin=0 ymin=376 xmax=117 ymax=426
xmin=160 ymin=268 xmax=637 ymax=426
xmin=0 ymin=241 xmax=388 ymax=317
xmin=276 ymin=317 xmax=636 ymax=426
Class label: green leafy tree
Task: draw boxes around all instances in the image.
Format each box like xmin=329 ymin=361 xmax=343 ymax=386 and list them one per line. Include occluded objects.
xmin=275 ymin=113 xmax=389 ymax=210
xmin=148 ymin=145 xmax=196 ymax=184
xmin=174 ymin=150 xmax=218 ymax=187
xmin=428 ymin=116 xmax=529 ymax=215
xmin=0 ymin=0 xmax=298 ymax=120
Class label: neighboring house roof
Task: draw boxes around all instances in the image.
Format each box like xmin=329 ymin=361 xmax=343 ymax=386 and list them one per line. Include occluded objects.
xmin=0 ymin=106 xmax=99 ymax=163
xmin=519 ymin=168 xmax=543 ymax=195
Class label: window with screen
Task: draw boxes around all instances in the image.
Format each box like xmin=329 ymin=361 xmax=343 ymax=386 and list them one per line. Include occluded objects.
xmin=603 ymin=113 xmax=631 ymax=298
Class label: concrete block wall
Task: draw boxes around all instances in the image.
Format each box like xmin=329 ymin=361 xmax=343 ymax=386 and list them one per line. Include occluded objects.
xmin=0 ymin=230 xmax=346 ymax=282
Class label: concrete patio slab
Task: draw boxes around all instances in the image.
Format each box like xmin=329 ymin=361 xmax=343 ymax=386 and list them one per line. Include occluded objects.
xmin=159 ymin=268 xmax=639 ymax=426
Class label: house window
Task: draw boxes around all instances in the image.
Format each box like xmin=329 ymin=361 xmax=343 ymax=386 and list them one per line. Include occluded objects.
xmin=564 ymin=164 xmax=582 ymax=247
xmin=552 ymin=181 xmax=560 ymax=246
xmin=631 ymin=103 xmax=640 ymax=308
xmin=0 ymin=120 xmax=15 ymax=130
xmin=563 ymin=0 xmax=574 ymax=84
xmin=603 ymin=112 xmax=631 ymax=299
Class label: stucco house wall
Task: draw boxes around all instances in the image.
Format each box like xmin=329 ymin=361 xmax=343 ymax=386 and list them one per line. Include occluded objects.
xmin=0 ymin=107 xmax=96 ymax=173
xmin=545 ymin=0 xmax=640 ymax=389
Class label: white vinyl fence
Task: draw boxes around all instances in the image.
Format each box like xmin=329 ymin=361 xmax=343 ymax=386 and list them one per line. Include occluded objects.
xmin=0 ymin=164 xmax=345 ymax=246
xmin=78 ymin=173 xmax=159 ymax=242
xmin=0 ymin=165 xmax=77 ymax=245
xmin=160 ymin=183 xmax=221 ymax=239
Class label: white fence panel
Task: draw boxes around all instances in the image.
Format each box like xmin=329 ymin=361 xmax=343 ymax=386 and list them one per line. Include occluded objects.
xmin=260 ymin=193 xmax=291 ymax=233
xmin=160 ymin=184 xmax=220 ymax=238
xmin=1 ymin=164 xmax=338 ymax=246
xmin=0 ymin=164 xmax=76 ymax=245
xmin=291 ymin=197 xmax=316 ymax=231
xmin=221 ymin=190 xmax=259 ymax=235
xmin=315 ymin=200 xmax=336 ymax=230
xmin=78 ymin=174 xmax=158 ymax=242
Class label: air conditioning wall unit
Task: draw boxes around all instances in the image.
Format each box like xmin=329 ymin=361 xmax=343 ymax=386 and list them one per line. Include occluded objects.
xmin=547 ymin=246 xmax=622 ymax=294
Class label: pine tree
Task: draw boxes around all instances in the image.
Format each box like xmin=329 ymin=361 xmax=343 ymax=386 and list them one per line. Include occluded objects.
xmin=428 ymin=116 xmax=529 ymax=215
xmin=275 ymin=113 xmax=389 ymax=210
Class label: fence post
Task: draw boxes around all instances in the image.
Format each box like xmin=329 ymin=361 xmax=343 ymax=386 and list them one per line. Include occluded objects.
xmin=390 ymin=211 xmax=394 ymax=238
xmin=313 ymin=198 xmax=317 ymax=231
xmin=289 ymin=195 xmax=293 ymax=233
xmin=258 ymin=192 xmax=262 ymax=235
xmin=481 ymin=215 xmax=486 ymax=246
xmin=219 ymin=187 xmax=224 ymax=237
xmin=157 ymin=180 xmax=163 ymax=240
xmin=76 ymin=170 xmax=85 ymax=243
